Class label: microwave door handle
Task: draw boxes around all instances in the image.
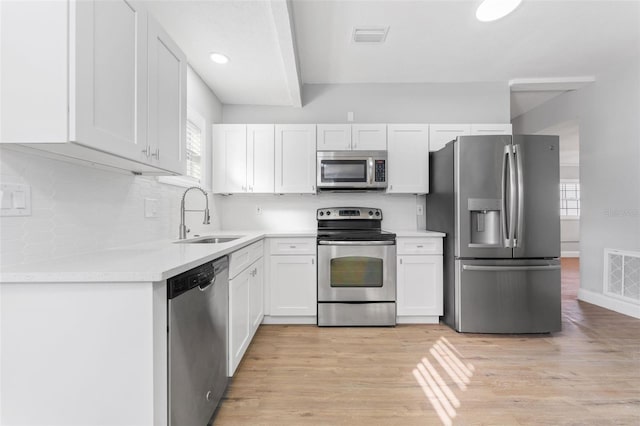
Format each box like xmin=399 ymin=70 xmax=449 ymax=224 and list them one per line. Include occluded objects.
xmin=368 ymin=158 xmax=374 ymax=185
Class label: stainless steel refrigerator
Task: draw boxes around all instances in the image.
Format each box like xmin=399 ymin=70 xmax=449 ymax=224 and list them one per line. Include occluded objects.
xmin=426 ymin=135 xmax=561 ymax=333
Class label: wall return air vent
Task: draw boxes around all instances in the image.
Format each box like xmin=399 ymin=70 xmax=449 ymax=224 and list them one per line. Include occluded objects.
xmin=352 ymin=26 xmax=389 ymax=44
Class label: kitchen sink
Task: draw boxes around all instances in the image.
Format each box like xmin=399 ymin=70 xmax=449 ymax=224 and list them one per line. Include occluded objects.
xmin=174 ymin=236 xmax=242 ymax=244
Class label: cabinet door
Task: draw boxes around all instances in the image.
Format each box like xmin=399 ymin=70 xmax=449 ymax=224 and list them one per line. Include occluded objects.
xmin=470 ymin=123 xmax=513 ymax=135
xmin=269 ymin=255 xmax=317 ymax=316
xmin=147 ymin=16 xmax=186 ymax=174
xmin=213 ymin=124 xmax=247 ymax=193
xmin=249 ymin=259 xmax=264 ymax=333
xmin=75 ymin=0 xmax=148 ymax=161
xmin=429 ymin=124 xmax=471 ymax=152
xmin=247 ymin=125 xmax=275 ymax=193
xmin=1 ymin=1 xmax=69 ymax=143
xmin=274 ymin=124 xmax=316 ymax=193
xmin=387 ymin=124 xmax=429 ymax=194
xmin=317 ymin=124 xmax=351 ymax=151
xmin=229 ymin=267 xmax=251 ymax=376
xmin=352 ymin=124 xmax=387 ymax=150
xmin=397 ymin=255 xmax=443 ymax=316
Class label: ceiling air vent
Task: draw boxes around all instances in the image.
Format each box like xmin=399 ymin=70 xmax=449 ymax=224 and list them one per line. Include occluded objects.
xmin=352 ymin=26 xmax=389 ymax=44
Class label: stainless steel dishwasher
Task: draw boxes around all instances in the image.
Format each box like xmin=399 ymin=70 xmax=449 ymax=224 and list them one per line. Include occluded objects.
xmin=167 ymin=256 xmax=229 ymax=426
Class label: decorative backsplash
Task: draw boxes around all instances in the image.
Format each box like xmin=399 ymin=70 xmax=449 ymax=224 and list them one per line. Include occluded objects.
xmin=0 ymin=149 xmax=220 ymax=266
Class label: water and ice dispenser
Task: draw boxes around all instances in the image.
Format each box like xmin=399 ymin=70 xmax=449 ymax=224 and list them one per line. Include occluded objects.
xmin=468 ymin=198 xmax=502 ymax=246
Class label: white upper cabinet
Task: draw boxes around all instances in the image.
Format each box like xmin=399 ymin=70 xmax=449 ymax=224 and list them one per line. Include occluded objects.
xmin=213 ymin=124 xmax=275 ymax=194
xmin=429 ymin=124 xmax=471 ymax=152
xmin=317 ymin=124 xmax=351 ymax=151
xmin=74 ymin=0 xmax=148 ymax=161
xmin=247 ymin=125 xmax=275 ymax=193
xmin=470 ymin=123 xmax=513 ymax=135
xmin=352 ymin=124 xmax=387 ymax=150
xmin=275 ymin=124 xmax=316 ymax=194
xmin=0 ymin=0 xmax=186 ymax=175
xmin=387 ymin=124 xmax=429 ymax=194
xmin=146 ymin=15 xmax=187 ymax=174
xmin=213 ymin=124 xmax=248 ymax=193
xmin=317 ymin=124 xmax=386 ymax=151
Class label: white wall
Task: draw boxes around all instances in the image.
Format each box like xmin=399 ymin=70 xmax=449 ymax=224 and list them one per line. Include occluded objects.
xmin=223 ymin=82 xmax=510 ymax=123
xmin=0 ymin=66 xmax=223 ymax=266
xmin=512 ymin=58 xmax=640 ymax=313
xmin=220 ymin=82 xmax=509 ymax=230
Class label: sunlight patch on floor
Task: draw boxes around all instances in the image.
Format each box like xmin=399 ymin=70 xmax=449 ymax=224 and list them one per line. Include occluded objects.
xmin=413 ymin=337 xmax=475 ymax=426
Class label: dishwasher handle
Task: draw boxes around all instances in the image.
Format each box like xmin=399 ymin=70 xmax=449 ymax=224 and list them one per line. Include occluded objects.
xmin=199 ymin=274 xmax=216 ymax=291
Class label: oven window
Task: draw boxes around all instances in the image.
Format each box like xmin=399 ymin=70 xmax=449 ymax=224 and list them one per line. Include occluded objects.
xmin=321 ymin=160 xmax=367 ymax=182
xmin=330 ymin=256 xmax=383 ymax=287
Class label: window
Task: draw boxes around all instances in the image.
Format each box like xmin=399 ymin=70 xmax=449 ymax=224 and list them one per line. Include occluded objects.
xmin=185 ymin=118 xmax=203 ymax=181
xmin=158 ymin=107 xmax=209 ymax=190
xmin=560 ymin=181 xmax=580 ymax=218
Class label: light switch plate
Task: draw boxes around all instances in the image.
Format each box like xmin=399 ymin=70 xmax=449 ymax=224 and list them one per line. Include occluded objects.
xmin=145 ymin=198 xmax=159 ymax=218
xmin=0 ymin=183 xmax=31 ymax=216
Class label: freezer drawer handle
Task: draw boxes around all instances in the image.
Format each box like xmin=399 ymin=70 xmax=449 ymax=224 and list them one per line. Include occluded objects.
xmin=463 ymin=265 xmax=560 ymax=272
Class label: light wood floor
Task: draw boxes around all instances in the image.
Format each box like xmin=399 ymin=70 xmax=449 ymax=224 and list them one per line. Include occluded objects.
xmin=215 ymin=259 xmax=640 ymax=425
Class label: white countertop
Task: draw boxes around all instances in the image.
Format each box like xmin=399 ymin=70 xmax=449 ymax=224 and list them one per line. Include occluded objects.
xmin=0 ymin=228 xmax=443 ymax=283
xmin=393 ymin=230 xmax=446 ymax=237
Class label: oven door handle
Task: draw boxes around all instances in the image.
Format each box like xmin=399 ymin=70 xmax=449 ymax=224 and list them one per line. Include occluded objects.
xmin=318 ymin=240 xmax=396 ymax=246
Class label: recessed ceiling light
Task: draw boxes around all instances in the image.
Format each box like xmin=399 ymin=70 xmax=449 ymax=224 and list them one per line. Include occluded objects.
xmin=476 ymin=0 xmax=522 ymax=22
xmin=209 ymin=52 xmax=229 ymax=64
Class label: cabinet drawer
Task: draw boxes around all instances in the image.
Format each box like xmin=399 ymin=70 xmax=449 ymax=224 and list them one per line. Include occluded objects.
xmin=269 ymin=238 xmax=316 ymax=255
xmin=230 ymin=240 xmax=264 ymax=279
xmin=397 ymin=238 xmax=442 ymax=255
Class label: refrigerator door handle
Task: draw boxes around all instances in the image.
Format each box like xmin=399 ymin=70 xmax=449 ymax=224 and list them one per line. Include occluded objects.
xmin=463 ymin=265 xmax=561 ymax=272
xmin=514 ymin=144 xmax=524 ymax=248
xmin=508 ymin=144 xmax=517 ymax=248
xmin=501 ymin=145 xmax=511 ymax=247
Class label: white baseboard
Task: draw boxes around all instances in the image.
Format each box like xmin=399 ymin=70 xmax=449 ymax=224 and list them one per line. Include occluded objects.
xmin=397 ymin=316 xmax=440 ymax=324
xmin=578 ymin=289 xmax=640 ymax=319
xmin=561 ymin=251 xmax=580 ymax=258
xmin=261 ymin=315 xmax=316 ymax=325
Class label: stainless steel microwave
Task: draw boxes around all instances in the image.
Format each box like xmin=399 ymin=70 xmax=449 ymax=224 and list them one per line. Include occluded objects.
xmin=316 ymin=151 xmax=387 ymax=190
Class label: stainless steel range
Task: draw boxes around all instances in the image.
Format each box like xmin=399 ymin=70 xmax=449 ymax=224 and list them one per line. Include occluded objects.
xmin=317 ymin=207 xmax=397 ymax=326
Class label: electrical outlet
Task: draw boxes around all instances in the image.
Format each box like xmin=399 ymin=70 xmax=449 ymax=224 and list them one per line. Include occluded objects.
xmin=145 ymin=198 xmax=159 ymax=218
xmin=416 ymin=204 xmax=424 ymax=215
xmin=256 ymin=206 xmax=263 ymax=215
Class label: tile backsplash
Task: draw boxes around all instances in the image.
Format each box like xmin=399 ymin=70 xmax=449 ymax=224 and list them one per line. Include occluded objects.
xmin=0 ymin=148 xmax=220 ymax=266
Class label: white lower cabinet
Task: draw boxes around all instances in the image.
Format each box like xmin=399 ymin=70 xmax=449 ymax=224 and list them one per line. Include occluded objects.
xmin=267 ymin=238 xmax=317 ymax=320
xmin=228 ymin=241 xmax=264 ymax=376
xmin=396 ymin=237 xmax=443 ymax=323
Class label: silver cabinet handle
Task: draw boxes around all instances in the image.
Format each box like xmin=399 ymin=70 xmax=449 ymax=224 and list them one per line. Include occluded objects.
xmin=311 ymin=258 xmax=315 ymax=265
xmin=141 ymin=146 xmax=151 ymax=158
xmin=463 ymin=265 xmax=560 ymax=272
xmin=400 ymin=258 xmax=403 ymax=265
xmin=151 ymin=148 xmax=160 ymax=159
xmin=416 ymin=245 xmax=424 ymax=248
xmin=249 ymin=185 xmax=253 ymax=192
xmin=289 ymin=245 xmax=297 ymax=249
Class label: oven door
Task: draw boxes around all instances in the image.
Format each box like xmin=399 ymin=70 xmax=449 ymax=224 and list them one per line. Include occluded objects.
xmin=317 ymin=242 xmax=396 ymax=302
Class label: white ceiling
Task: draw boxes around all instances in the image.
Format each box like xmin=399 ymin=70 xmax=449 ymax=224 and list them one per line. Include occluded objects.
xmin=145 ymin=0 xmax=640 ymax=111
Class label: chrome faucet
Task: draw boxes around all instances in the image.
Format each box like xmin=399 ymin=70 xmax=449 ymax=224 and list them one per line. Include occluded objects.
xmin=179 ymin=187 xmax=211 ymax=239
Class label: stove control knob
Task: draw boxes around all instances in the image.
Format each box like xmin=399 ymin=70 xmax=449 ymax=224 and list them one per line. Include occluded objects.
xmin=319 ymin=211 xmax=324 ymax=216
xmin=375 ymin=211 xmax=380 ymax=217
xmin=368 ymin=210 xmax=374 ymax=216
xmin=326 ymin=211 xmax=331 ymax=216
